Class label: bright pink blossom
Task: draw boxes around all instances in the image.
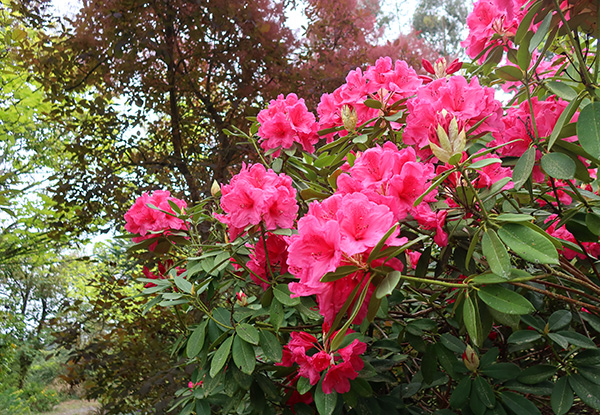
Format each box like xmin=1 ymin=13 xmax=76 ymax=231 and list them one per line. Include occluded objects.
xmin=545 ymin=214 xmax=600 ymax=259
xmin=403 ymin=76 xmax=504 ymax=153
xmin=215 ymin=164 xmax=298 ymax=239
xmin=124 ymin=190 xmax=187 ymax=245
xmin=278 ymin=330 xmax=367 ymax=395
xmin=246 ymin=233 xmax=290 ymax=290
xmin=257 ymin=93 xmax=320 ymax=156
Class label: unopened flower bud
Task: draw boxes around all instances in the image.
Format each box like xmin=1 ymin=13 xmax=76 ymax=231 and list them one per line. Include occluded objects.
xmin=236 ymin=290 xmax=248 ymax=307
xmin=430 ymin=116 xmax=466 ymax=165
xmin=211 ymin=180 xmax=221 ymax=197
xmin=341 ymin=105 xmax=358 ymax=132
xmin=462 ymin=345 xmax=479 ymax=372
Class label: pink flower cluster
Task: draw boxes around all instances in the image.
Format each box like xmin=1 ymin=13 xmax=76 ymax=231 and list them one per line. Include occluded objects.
xmin=257 ymin=93 xmax=320 ymax=157
xmin=545 ymin=214 xmax=600 ymax=260
xmin=246 ymin=233 xmax=290 ymax=290
xmin=287 ymin=192 xmax=406 ymax=324
xmin=142 ymin=260 xmax=183 ymax=288
xmin=124 ymin=190 xmax=187 ymax=246
xmin=403 ymin=75 xmax=504 ymax=154
xmin=279 ymin=331 xmax=367 ymax=395
xmin=461 ymin=0 xmax=529 ymax=60
xmin=215 ymin=164 xmax=298 ymax=240
xmin=317 ymin=57 xmax=422 ymax=141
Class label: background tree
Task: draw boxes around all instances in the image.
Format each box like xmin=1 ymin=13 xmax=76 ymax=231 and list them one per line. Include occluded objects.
xmin=411 ymin=0 xmax=469 ymax=57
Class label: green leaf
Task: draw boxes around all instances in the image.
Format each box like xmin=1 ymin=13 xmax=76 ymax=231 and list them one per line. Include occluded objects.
xmin=258 ymin=330 xmax=283 ymax=362
xmin=210 ymin=335 xmax=233 ymax=377
xmin=363 ymin=99 xmax=382 ymax=109
xmin=174 ymin=275 xmax=193 ymax=294
xmin=232 ymin=336 xmax=256 ymax=375
xmin=434 ymin=342 xmax=458 ymax=379
xmin=186 ymin=322 xmax=207 ymax=358
xmin=477 ymin=285 xmax=534 ymax=315
xmin=314 ymin=381 xmax=338 ymax=415
xmin=495 ymin=66 xmax=522 ymax=82
xmin=481 ymin=363 xmax=521 ymax=380
xmin=494 ymin=213 xmax=535 ymax=223
xmin=581 ymin=312 xmax=600 ymax=333
xmin=273 ymin=284 xmax=300 ymax=306
xmin=586 ymin=212 xmax=600 ymax=236
xmin=482 ymin=229 xmax=510 ymax=279
xmin=515 ymin=2 xmax=542 ymax=43
xmin=557 ymin=331 xmax=597 ymax=349
xmin=578 ymin=102 xmax=600 ymax=159
xmin=541 ymin=152 xmax=576 ymax=180
xmin=517 ymin=365 xmax=556 ymax=384
xmin=500 ymin=391 xmax=542 ymax=415
xmin=552 ymin=377 xmax=574 ymax=415
xmin=320 ymin=265 xmax=359 ymax=283
xmin=507 ymin=330 xmax=542 ymax=345
xmin=269 ymin=299 xmax=284 ymax=331
xmin=548 ymin=333 xmax=569 ymax=350
xmin=529 ymin=12 xmax=552 ymax=53
xmin=548 ymin=310 xmax=572 ymax=332
xmin=297 ymin=376 xmax=312 ymax=395
xmin=464 ymin=294 xmax=483 ymax=347
xmin=569 ymin=373 xmax=600 ymax=410
xmin=512 ymin=147 xmax=536 ymax=190
xmin=236 ymin=323 xmax=260 ymax=345
xmin=449 ymin=377 xmax=471 ymax=409
xmin=474 ymin=376 xmax=495 ymax=408
xmin=549 ymin=96 xmax=583 ymax=151
xmin=578 ymin=366 xmax=600 ymax=386
xmin=566 ymin=212 xmax=600 ymax=242
xmin=375 ymin=271 xmax=402 ymax=299
xmin=469 ymin=158 xmax=502 ymax=169
xmin=546 ymin=81 xmax=577 ymax=101
xmin=498 ymin=223 xmax=559 ymax=264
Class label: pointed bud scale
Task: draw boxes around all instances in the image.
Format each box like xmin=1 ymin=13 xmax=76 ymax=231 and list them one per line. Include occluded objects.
xmin=340 ymin=105 xmax=358 ymax=132
xmin=422 ymin=58 xmax=435 ymax=75
xmin=446 ymin=59 xmax=463 ymax=74
xmin=211 ymin=180 xmax=221 ymax=197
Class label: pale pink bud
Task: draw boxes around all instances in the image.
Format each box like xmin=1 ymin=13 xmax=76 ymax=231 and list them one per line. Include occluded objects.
xmin=236 ymin=290 xmax=248 ymax=307
xmin=462 ymin=345 xmax=479 ymax=372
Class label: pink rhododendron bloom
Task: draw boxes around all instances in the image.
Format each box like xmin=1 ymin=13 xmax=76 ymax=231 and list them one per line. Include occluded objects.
xmin=142 ymin=261 xmax=184 ymax=288
xmin=490 ymin=96 xmax=577 ymax=159
xmin=545 ymin=214 xmax=600 ymax=260
xmin=124 ymin=190 xmax=187 ymax=246
xmin=403 ymin=76 xmax=504 ymax=153
xmin=215 ymin=164 xmax=298 ymax=239
xmin=337 ymin=142 xmax=436 ymax=221
xmin=461 ymin=0 xmax=529 ymax=61
xmin=278 ymin=330 xmax=367 ymax=395
xmin=246 ymin=233 xmax=290 ymax=290
xmin=412 ymin=204 xmax=449 ymax=247
xmin=317 ymin=58 xmax=421 ymax=141
xmin=257 ymin=93 xmax=319 ymax=156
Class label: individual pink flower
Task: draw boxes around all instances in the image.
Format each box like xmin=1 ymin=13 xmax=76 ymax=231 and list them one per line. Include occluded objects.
xmin=215 ymin=164 xmax=298 ymax=239
xmin=124 ymin=190 xmax=187 ymax=245
xmin=258 ymin=93 xmax=320 ymax=156
xmin=246 ymin=233 xmax=290 ymax=290
xmin=403 ymin=76 xmax=504 ymax=153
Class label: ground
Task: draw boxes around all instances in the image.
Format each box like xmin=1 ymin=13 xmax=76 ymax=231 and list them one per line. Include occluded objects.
xmin=33 ymin=399 xmax=100 ymax=415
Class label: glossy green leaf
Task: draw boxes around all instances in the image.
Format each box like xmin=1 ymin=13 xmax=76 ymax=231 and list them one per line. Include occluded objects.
xmin=549 ymin=96 xmax=583 ymax=150
xmin=517 ymin=365 xmax=556 ymax=384
xmin=314 ymin=381 xmax=338 ymax=415
xmin=482 ymin=229 xmax=510 ymax=279
xmin=495 ymin=66 xmax=522 ymax=81
xmin=548 ymin=333 xmax=569 ymax=349
xmin=469 ymin=158 xmax=502 ymax=169
xmin=375 ymin=271 xmax=402 ymax=299
xmin=529 ymin=12 xmax=552 ymax=53
xmin=232 ymin=336 xmax=256 ymax=375
xmin=541 ymin=152 xmax=576 ymax=180
xmin=569 ymin=373 xmax=600 ymax=410
xmin=273 ymin=284 xmax=300 ymax=306
xmin=474 ymin=376 xmax=495 ymax=408
xmin=186 ymin=321 xmax=207 ymax=358
xmin=578 ymin=102 xmax=600 ymax=159
xmin=548 ymin=310 xmax=572 ymax=332
xmin=552 ymin=377 xmax=574 ymax=415
xmin=464 ymin=294 xmax=483 ymax=346
xmin=210 ymin=336 xmax=233 ymax=378
xmin=557 ymin=331 xmax=597 ymax=349
xmin=498 ymin=223 xmax=559 ymax=264
xmin=586 ymin=212 xmax=600 ymax=236
xmin=507 ymin=330 xmax=542 ymax=345
xmin=258 ymin=330 xmax=283 ymax=362
xmin=512 ymin=147 xmax=536 ymax=190
xmin=494 ymin=213 xmax=535 ymax=223
xmin=320 ymin=265 xmax=359 ymax=283
xmin=500 ymin=391 xmax=542 ymax=415
xmin=481 ymin=363 xmax=520 ymax=380
xmin=174 ymin=274 xmax=193 ymax=294
xmin=449 ymin=377 xmax=472 ymax=409
xmin=477 ymin=285 xmax=534 ymax=315
xmin=578 ymin=366 xmax=600 ymax=386
xmin=236 ymin=323 xmax=260 ymax=345
xmin=546 ymin=81 xmax=577 ymax=101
